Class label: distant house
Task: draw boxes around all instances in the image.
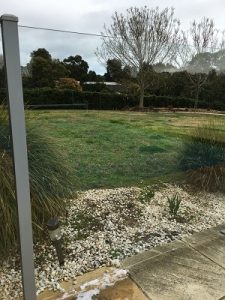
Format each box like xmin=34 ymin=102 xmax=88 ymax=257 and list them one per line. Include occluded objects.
xmin=83 ymin=81 xmax=122 ymax=92
xmin=84 ymin=81 xmax=121 ymax=86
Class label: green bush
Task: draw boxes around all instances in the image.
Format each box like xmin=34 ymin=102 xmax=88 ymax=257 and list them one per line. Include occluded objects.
xmin=139 ymin=186 xmax=155 ymax=204
xmin=0 ymin=88 xmax=217 ymax=110
xmin=179 ymin=121 xmax=225 ymax=192
xmin=21 ymin=88 xmax=132 ymax=110
xmin=0 ymin=105 xmax=75 ymax=254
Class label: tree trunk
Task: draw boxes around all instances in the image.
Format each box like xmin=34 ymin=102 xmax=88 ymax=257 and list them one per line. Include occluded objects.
xmin=194 ymin=82 xmax=200 ymax=109
xmin=139 ymin=87 xmax=144 ymax=109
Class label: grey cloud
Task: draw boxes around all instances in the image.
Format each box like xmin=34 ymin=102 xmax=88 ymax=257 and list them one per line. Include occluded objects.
xmin=18 ymin=27 xmax=105 ymax=73
xmin=1 ymin=0 xmax=225 ymax=74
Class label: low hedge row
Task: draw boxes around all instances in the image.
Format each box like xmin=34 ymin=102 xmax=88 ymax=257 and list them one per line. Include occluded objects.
xmin=0 ymin=88 xmax=224 ymax=110
xmin=0 ymin=88 xmax=131 ymax=109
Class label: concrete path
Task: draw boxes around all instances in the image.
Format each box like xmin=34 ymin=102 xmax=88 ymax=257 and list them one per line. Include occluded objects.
xmin=122 ymin=224 xmax=225 ymax=300
xmin=37 ymin=267 xmax=148 ymax=300
xmin=98 ymin=277 xmax=148 ymax=300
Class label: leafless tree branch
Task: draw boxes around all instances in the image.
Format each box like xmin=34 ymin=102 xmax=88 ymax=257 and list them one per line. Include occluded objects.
xmin=96 ymin=6 xmax=180 ymax=108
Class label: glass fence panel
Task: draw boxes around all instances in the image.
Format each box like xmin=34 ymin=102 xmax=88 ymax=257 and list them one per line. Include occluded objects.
xmin=1 ymin=13 xmax=225 ymax=299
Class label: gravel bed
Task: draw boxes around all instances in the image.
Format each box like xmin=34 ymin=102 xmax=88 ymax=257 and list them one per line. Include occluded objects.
xmin=1 ymin=184 xmax=225 ymax=299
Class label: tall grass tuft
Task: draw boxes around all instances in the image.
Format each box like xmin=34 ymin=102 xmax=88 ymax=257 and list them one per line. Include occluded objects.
xmin=179 ymin=120 xmax=225 ymax=192
xmin=0 ymin=105 xmax=75 ymax=255
xmin=167 ymin=194 xmax=182 ymax=218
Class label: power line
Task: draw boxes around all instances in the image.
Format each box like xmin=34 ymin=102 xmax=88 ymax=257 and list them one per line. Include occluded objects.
xmin=18 ymin=25 xmax=110 ymax=38
xmin=17 ymin=24 xmax=224 ymax=51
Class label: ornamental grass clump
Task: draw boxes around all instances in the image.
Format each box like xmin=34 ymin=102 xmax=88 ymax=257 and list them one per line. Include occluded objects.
xmin=179 ymin=120 xmax=225 ymax=192
xmin=167 ymin=194 xmax=182 ymax=218
xmin=0 ymin=105 xmax=75 ymax=255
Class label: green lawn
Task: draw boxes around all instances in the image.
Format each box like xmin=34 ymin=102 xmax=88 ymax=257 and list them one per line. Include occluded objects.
xmin=26 ymin=110 xmax=225 ymax=190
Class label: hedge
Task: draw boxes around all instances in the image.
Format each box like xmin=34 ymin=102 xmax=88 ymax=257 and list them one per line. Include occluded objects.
xmin=0 ymin=88 xmax=132 ymax=109
xmin=0 ymin=87 xmax=224 ymax=110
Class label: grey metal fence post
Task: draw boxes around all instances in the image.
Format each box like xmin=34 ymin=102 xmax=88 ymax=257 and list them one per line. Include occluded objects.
xmin=0 ymin=14 xmax=36 ymax=299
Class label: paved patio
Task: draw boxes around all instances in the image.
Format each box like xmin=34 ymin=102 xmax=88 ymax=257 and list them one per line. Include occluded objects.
xmin=122 ymin=224 xmax=225 ymax=300
xmin=37 ymin=267 xmax=147 ymax=300
xmin=37 ymin=224 xmax=225 ymax=300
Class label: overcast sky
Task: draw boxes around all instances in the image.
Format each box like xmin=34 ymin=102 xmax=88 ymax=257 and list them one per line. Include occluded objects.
xmin=1 ymin=0 xmax=225 ymax=74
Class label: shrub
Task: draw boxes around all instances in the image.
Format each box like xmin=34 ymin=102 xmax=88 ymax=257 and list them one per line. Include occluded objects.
xmin=167 ymin=194 xmax=182 ymax=218
xmin=55 ymin=77 xmax=82 ymax=91
xmin=139 ymin=186 xmax=155 ymax=204
xmin=0 ymin=88 xmax=218 ymax=110
xmin=0 ymin=105 xmax=75 ymax=254
xmin=179 ymin=121 xmax=225 ymax=192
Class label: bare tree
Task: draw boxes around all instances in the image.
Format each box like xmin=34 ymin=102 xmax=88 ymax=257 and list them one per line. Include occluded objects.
xmin=96 ymin=6 xmax=180 ymax=109
xmin=175 ymin=17 xmax=223 ymax=108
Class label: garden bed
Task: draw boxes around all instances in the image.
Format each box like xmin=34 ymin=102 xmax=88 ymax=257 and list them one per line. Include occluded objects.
xmin=1 ymin=184 xmax=225 ymax=299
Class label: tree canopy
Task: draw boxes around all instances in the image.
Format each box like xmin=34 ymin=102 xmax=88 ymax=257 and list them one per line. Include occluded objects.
xmin=63 ymin=55 xmax=89 ymax=82
xmin=175 ymin=17 xmax=225 ymax=107
xmin=97 ymin=6 xmax=180 ymax=108
xmin=104 ymin=59 xmax=131 ymax=82
xmin=28 ymin=48 xmax=68 ymax=87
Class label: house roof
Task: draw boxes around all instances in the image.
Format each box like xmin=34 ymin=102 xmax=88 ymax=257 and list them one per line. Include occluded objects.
xmin=84 ymin=81 xmax=121 ymax=86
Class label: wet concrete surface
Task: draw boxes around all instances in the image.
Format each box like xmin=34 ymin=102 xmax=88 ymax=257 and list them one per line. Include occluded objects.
xmin=97 ymin=278 xmax=148 ymax=300
xmin=37 ymin=267 xmax=147 ymax=300
xmin=124 ymin=224 xmax=225 ymax=300
xmin=33 ymin=225 xmax=225 ymax=299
